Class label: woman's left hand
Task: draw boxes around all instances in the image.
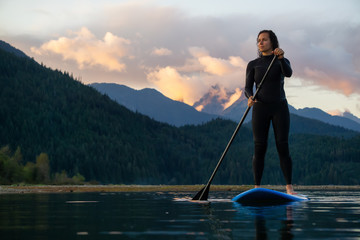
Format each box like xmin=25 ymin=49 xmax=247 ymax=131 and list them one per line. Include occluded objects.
xmin=273 ymin=48 xmax=284 ymax=59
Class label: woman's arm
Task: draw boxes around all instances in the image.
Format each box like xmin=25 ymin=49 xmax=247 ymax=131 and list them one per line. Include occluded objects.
xmin=273 ymin=48 xmax=292 ymax=77
xmin=245 ymin=61 xmax=255 ymax=98
xmin=279 ymin=58 xmax=292 ymax=77
xmin=245 ymin=61 xmax=256 ymax=107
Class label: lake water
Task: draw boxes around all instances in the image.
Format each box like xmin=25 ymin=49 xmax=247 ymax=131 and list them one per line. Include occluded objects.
xmin=1 ymin=190 xmax=360 ymax=239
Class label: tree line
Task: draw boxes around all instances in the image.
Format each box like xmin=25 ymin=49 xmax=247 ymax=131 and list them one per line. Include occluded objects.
xmin=0 ymin=145 xmax=85 ymax=184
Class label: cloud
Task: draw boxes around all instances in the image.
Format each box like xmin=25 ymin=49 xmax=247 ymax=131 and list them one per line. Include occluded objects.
xmin=151 ymin=47 xmax=172 ymax=56
xmin=193 ymin=85 xmax=243 ymax=112
xmin=198 ymin=56 xmax=233 ymax=76
xmin=222 ymin=88 xmax=243 ymax=109
xmin=146 ymin=66 xmax=199 ymax=104
xmin=183 ymin=46 xmax=246 ymax=76
xmin=282 ymin=22 xmax=360 ymax=96
xmin=146 ymin=47 xmax=247 ymax=105
xmin=304 ymin=67 xmax=357 ymax=96
xmin=25 ymin=2 xmax=360 ymax=115
xmin=31 ymin=27 xmax=131 ymax=72
xmin=327 ymin=110 xmax=343 ymax=116
xmin=198 ymin=55 xmax=247 ymax=76
xmin=98 ymin=3 xmax=360 ymax=104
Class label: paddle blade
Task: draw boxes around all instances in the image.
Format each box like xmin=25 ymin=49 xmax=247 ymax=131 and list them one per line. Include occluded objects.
xmin=192 ymin=186 xmax=209 ymax=201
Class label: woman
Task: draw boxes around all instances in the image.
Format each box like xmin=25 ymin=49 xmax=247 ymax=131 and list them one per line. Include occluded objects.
xmin=245 ymin=30 xmax=295 ymax=194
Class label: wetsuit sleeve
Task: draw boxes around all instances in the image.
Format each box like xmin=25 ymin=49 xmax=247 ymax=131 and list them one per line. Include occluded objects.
xmin=279 ymin=58 xmax=292 ymax=77
xmin=245 ymin=61 xmax=255 ymax=98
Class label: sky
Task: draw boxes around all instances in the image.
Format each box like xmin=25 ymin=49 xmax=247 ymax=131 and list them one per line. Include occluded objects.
xmin=1 ymin=0 xmax=360 ymax=118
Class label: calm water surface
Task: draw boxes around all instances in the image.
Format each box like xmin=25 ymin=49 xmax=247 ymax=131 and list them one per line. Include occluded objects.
xmin=1 ymin=190 xmax=360 ymax=239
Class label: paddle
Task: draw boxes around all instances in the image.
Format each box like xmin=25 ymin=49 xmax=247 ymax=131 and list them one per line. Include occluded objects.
xmin=192 ymin=54 xmax=277 ymax=201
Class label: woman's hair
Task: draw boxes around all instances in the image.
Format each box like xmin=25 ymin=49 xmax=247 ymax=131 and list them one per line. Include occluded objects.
xmin=257 ymin=30 xmax=279 ymax=57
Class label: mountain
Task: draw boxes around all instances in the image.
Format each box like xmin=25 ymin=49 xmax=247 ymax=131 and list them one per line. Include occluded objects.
xmin=191 ymin=85 xmax=360 ymax=132
xmin=220 ymin=97 xmax=351 ymax=136
xmin=0 ymin=40 xmax=28 ymax=58
xmin=91 ymin=83 xmax=359 ymax=137
xmin=1 ymin=41 xmax=255 ymax=185
xmin=193 ymin=85 xmax=251 ymax=122
xmin=343 ymin=111 xmax=360 ymax=124
xmin=220 ymin=94 xmax=250 ymax=122
xmin=90 ymin=83 xmax=219 ymax=127
xmin=193 ymin=85 xmax=233 ymax=115
xmin=0 ymin=44 xmax=197 ymax=184
xmin=194 ymin=86 xmax=360 ymax=133
xmin=289 ymin=107 xmax=360 ymax=132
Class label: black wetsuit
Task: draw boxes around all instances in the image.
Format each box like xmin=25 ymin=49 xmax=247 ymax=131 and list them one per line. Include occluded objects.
xmin=245 ymin=54 xmax=293 ymax=185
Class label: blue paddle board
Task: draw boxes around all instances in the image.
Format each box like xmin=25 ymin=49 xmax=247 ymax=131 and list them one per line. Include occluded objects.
xmin=232 ymin=188 xmax=308 ymax=206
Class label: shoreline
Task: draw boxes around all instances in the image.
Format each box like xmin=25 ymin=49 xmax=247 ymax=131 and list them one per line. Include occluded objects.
xmin=1 ymin=185 xmax=360 ymax=194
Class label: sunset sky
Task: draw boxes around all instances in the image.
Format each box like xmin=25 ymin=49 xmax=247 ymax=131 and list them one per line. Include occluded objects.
xmin=1 ymin=0 xmax=360 ymax=118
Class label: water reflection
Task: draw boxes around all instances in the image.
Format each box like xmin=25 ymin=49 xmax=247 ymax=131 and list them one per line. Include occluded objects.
xmin=281 ymin=206 xmax=295 ymax=240
xmin=255 ymin=205 xmax=294 ymax=240
xmin=232 ymin=201 xmax=299 ymax=240
xmin=0 ymin=191 xmax=360 ymax=239
xmin=188 ymin=196 xmax=301 ymax=239
xmin=197 ymin=202 xmax=233 ymax=239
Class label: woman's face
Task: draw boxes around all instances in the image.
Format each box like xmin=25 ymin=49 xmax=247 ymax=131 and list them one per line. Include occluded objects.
xmin=257 ymin=32 xmax=273 ymax=55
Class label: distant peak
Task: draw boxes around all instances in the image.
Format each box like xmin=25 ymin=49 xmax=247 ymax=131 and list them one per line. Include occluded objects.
xmin=0 ymin=40 xmax=28 ymax=58
xmin=193 ymin=85 xmax=245 ymax=115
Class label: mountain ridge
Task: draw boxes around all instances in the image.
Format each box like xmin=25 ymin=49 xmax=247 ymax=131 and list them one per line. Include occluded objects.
xmin=0 ymin=40 xmax=28 ymax=58
xmin=90 ymin=83 xmax=220 ymax=127
xmin=293 ymin=107 xmax=360 ymax=132
xmin=193 ymin=85 xmax=360 ymax=132
xmin=91 ymin=82 xmax=360 ymax=134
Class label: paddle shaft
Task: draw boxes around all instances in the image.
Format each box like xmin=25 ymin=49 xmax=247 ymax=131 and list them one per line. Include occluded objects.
xmin=193 ymin=55 xmax=277 ymax=201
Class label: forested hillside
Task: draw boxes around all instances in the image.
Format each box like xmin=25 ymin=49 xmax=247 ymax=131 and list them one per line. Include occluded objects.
xmin=1 ymin=44 xmax=359 ymax=185
xmin=0 ymin=47 xmax=187 ymax=184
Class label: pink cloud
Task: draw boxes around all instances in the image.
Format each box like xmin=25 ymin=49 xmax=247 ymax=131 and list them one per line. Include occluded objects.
xmin=151 ymin=47 xmax=172 ymax=56
xmin=304 ymin=67 xmax=358 ymax=96
xmin=31 ymin=27 xmax=132 ymax=72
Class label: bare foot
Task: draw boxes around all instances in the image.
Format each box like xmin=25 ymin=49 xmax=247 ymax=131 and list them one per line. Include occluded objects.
xmin=286 ymin=184 xmax=297 ymax=195
xmin=254 ymin=185 xmax=261 ymax=188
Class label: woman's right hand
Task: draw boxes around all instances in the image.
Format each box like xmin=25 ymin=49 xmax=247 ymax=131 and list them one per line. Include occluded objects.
xmin=247 ymin=96 xmax=256 ymax=107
